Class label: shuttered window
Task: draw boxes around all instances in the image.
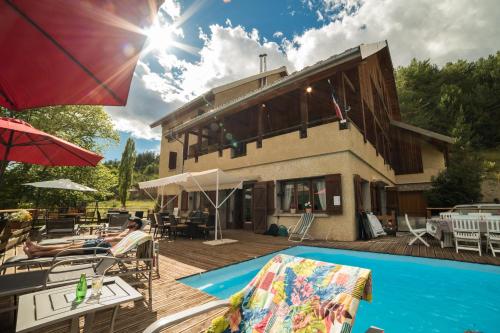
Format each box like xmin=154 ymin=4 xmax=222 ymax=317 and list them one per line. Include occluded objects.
xmin=180 ymin=191 xmax=188 ymax=211
xmin=325 ymin=174 xmax=342 ymax=215
xmin=267 ymin=181 xmax=275 ymax=214
xmin=168 ymin=151 xmax=177 ymax=170
xmin=279 ymin=177 xmax=326 ymax=213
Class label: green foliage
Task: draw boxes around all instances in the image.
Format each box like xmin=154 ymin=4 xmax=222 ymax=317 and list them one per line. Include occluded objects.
xmin=426 ymin=111 xmax=484 ymax=206
xmin=396 ymin=52 xmax=500 ymax=148
xmin=117 ymin=138 xmax=136 ymax=208
xmin=0 ymin=105 xmax=119 ymax=209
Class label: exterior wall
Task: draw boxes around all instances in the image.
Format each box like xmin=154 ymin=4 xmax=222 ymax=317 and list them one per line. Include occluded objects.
xmin=395 ymin=141 xmax=446 ymax=185
xmin=163 ymin=121 xmax=396 ymax=241
xmin=213 ymin=73 xmax=284 ymax=107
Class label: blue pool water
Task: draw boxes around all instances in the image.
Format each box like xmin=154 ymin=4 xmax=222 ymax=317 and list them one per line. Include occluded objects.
xmin=179 ymin=246 xmax=500 ymax=333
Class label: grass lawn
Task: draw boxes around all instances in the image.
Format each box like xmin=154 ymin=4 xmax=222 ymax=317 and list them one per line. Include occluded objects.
xmin=97 ymin=199 xmax=155 ymax=212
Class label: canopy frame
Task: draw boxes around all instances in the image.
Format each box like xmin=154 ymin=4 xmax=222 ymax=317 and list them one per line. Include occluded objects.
xmin=138 ymin=169 xmax=244 ymax=241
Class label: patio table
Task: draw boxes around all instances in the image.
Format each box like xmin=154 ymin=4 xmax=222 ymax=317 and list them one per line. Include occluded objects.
xmin=16 ymin=276 xmax=142 ymax=333
xmin=427 ymin=218 xmax=488 ymax=248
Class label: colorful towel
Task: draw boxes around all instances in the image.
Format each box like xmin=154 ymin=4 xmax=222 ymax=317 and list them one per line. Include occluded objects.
xmin=207 ymin=254 xmax=372 ymax=333
xmin=109 ymin=230 xmax=152 ymax=257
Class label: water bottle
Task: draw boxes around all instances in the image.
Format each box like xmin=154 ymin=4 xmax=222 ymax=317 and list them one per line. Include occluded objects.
xmin=75 ymin=273 xmax=87 ymax=302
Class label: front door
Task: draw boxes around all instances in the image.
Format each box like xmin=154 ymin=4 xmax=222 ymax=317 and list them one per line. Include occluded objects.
xmin=252 ymin=182 xmax=268 ymax=233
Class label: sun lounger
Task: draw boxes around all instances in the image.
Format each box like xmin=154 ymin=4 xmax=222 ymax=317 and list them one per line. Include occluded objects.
xmin=366 ymin=213 xmax=387 ymax=238
xmin=101 ymin=213 xmax=129 ymax=233
xmin=1 ymin=231 xmax=155 ymax=303
xmin=45 ymin=218 xmax=79 ymax=238
xmin=288 ymin=212 xmax=315 ymax=242
xmin=144 ymin=254 xmax=377 ymax=333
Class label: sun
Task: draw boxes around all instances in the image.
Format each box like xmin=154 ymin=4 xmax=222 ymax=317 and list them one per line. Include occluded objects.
xmin=145 ymin=21 xmax=174 ymax=51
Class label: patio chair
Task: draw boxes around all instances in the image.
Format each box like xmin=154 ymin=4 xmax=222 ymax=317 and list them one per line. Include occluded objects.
xmin=452 ymin=216 xmax=481 ymax=256
xmin=168 ymin=214 xmax=188 ymax=240
xmin=101 ymin=213 xmax=129 ymax=233
xmin=439 ymin=212 xmax=460 ymax=219
xmin=405 ymin=214 xmax=429 ymax=247
xmin=486 ymin=216 xmax=500 ymax=257
xmin=45 ymin=217 xmax=79 ymax=238
xmin=153 ymin=213 xmax=169 ymax=238
xmin=288 ymin=212 xmax=315 ymax=242
xmin=468 ymin=212 xmax=492 ymax=219
xmin=144 ymin=254 xmax=378 ymax=333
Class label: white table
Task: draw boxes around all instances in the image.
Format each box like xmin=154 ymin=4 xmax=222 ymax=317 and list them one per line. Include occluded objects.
xmin=427 ymin=218 xmax=489 ymax=248
xmin=16 ymin=277 xmax=142 ymax=333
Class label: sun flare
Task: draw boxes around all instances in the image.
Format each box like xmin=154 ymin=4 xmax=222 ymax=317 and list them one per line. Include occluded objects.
xmin=145 ymin=21 xmax=174 ymax=51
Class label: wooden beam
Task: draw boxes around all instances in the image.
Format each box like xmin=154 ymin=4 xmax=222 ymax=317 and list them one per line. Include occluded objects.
xmin=257 ymin=105 xmax=264 ymax=148
xmin=299 ymin=91 xmax=308 ymax=138
xmin=195 ymin=127 xmax=202 ymax=162
xmin=359 ymin=65 xmax=367 ymax=143
xmin=218 ymin=123 xmax=224 ymax=157
xmin=342 ymin=72 xmax=356 ymax=92
xmin=182 ymin=131 xmax=189 ymax=161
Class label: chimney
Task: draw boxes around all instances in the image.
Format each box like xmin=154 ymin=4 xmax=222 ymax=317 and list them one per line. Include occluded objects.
xmin=259 ymin=53 xmax=268 ymax=87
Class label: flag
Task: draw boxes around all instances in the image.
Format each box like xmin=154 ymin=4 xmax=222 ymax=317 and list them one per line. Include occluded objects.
xmin=328 ymin=79 xmax=345 ymax=121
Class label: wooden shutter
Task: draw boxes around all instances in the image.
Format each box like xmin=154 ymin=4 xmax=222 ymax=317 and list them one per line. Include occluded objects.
xmin=353 ymin=175 xmax=363 ymax=213
xmin=325 ymin=174 xmax=342 ymax=215
xmin=168 ymin=151 xmax=177 ymax=170
xmin=252 ymin=182 xmax=268 ymax=233
xmin=180 ymin=191 xmax=188 ymax=211
xmin=266 ymin=181 xmax=275 ymax=215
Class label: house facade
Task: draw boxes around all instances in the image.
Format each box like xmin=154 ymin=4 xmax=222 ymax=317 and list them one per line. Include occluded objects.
xmin=151 ymin=41 xmax=453 ymax=241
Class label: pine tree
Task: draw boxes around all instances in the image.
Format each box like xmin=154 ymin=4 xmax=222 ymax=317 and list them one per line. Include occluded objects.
xmin=426 ymin=109 xmax=484 ymax=206
xmin=118 ymin=138 xmax=137 ymax=208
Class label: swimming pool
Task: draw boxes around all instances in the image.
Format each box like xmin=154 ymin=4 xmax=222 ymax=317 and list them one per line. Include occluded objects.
xmin=179 ymin=246 xmax=500 ymax=333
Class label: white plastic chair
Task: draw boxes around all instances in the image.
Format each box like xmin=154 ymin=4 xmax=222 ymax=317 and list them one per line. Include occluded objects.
xmin=405 ymin=214 xmax=429 ymax=247
xmin=452 ymin=216 xmax=481 ymax=256
xmin=468 ymin=212 xmax=492 ymax=219
xmin=486 ymin=217 xmax=500 ymax=257
xmin=439 ymin=212 xmax=460 ymax=219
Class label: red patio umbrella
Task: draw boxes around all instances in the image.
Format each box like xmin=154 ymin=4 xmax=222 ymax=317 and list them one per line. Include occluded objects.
xmin=0 ymin=117 xmax=103 ymax=180
xmin=0 ymin=0 xmax=163 ymax=110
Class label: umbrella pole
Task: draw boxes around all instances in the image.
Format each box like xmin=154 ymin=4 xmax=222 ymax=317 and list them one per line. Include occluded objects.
xmin=0 ymin=131 xmax=15 ymax=186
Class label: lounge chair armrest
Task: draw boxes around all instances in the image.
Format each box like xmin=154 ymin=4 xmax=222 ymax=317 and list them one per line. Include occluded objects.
xmin=45 ymin=256 xmax=114 ymax=287
xmin=143 ymin=299 xmax=230 ymax=333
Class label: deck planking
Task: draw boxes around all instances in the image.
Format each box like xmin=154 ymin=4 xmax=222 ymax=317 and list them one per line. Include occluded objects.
xmin=2 ymin=229 xmax=500 ymax=333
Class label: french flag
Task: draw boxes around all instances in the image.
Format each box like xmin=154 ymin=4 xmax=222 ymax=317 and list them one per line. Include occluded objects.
xmin=328 ymin=79 xmax=345 ymax=121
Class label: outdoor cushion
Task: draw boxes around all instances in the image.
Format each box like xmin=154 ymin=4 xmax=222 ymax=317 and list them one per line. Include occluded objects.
xmin=207 ymin=254 xmax=372 ymax=333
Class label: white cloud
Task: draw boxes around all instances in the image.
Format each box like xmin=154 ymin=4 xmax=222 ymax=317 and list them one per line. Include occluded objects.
xmin=288 ymin=0 xmax=500 ymax=68
xmin=107 ymin=0 xmax=500 ymax=141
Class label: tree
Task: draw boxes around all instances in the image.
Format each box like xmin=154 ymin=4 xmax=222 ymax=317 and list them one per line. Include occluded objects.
xmin=426 ymin=111 xmax=484 ymax=206
xmin=118 ymin=138 xmax=136 ymax=208
xmin=0 ymin=105 xmax=119 ymax=209
xmin=396 ymin=52 xmax=500 ymax=149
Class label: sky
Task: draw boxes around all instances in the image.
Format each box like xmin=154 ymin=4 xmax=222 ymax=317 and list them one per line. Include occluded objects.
xmin=102 ymin=0 xmax=500 ymax=160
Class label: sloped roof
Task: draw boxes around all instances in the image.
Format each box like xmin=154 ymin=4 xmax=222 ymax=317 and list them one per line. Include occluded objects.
xmin=391 ymin=120 xmax=455 ymax=144
xmin=167 ymin=41 xmax=390 ymax=135
xmin=150 ymin=66 xmax=287 ymax=128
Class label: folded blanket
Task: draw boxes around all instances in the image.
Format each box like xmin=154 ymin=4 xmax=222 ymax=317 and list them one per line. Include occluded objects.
xmin=207 ymin=254 xmax=372 ymax=333
xmin=110 ymin=231 xmax=152 ymax=257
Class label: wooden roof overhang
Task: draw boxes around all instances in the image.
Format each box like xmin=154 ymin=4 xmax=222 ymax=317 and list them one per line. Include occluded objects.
xmin=390 ymin=120 xmax=455 ymax=150
xmin=169 ymin=47 xmax=364 ymax=136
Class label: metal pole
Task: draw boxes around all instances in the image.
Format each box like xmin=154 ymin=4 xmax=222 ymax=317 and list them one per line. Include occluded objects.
xmin=0 ymin=131 xmax=14 ymax=186
xmin=215 ymin=170 xmax=219 ymax=241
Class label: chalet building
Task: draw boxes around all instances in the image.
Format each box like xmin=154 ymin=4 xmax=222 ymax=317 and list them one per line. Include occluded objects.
xmin=151 ymin=41 xmax=453 ymax=241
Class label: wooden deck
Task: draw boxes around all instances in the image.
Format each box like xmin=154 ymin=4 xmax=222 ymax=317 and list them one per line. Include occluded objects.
xmin=4 ymin=229 xmax=500 ymax=333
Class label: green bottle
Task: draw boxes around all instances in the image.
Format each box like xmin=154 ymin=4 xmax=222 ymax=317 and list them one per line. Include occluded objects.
xmin=75 ymin=273 xmax=87 ymax=303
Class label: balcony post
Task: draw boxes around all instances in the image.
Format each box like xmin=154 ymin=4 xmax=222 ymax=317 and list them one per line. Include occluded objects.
xmin=299 ymin=90 xmax=308 ymax=138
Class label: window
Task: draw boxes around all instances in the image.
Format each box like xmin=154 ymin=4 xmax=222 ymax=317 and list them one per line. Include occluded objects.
xmin=280 ymin=177 xmax=326 ymax=212
xmin=168 ymin=151 xmax=177 ymax=170
xmin=231 ymin=142 xmax=247 ymax=158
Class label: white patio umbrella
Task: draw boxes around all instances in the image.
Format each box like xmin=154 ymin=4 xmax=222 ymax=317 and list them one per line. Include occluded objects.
xmin=23 ymin=179 xmax=97 ymax=192
xmin=138 ymin=169 xmax=245 ymax=242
